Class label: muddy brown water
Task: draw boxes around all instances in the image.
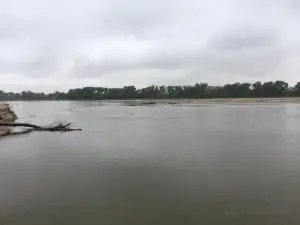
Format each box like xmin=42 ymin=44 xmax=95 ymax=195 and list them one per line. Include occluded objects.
xmin=1 ymin=101 xmax=300 ymax=224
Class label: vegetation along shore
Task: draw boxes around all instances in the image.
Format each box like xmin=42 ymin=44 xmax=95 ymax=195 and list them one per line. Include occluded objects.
xmin=1 ymin=80 xmax=300 ymax=101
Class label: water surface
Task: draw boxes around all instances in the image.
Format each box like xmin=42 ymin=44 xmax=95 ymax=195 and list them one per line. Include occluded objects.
xmin=1 ymin=101 xmax=300 ymax=224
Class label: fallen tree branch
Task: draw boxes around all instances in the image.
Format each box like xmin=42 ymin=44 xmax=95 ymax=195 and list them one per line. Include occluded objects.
xmin=0 ymin=122 xmax=82 ymax=136
xmin=0 ymin=128 xmax=33 ymax=137
xmin=0 ymin=122 xmax=42 ymax=129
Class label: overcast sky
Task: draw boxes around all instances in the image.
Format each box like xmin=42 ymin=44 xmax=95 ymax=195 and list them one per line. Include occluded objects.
xmin=0 ymin=0 xmax=300 ymax=92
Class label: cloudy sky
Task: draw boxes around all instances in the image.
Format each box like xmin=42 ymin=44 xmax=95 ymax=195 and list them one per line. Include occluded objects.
xmin=0 ymin=0 xmax=300 ymax=92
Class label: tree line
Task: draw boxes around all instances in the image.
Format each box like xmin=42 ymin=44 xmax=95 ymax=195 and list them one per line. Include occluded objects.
xmin=1 ymin=81 xmax=300 ymax=100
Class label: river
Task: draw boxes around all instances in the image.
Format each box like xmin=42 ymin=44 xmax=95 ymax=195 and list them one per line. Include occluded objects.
xmin=1 ymin=101 xmax=300 ymax=224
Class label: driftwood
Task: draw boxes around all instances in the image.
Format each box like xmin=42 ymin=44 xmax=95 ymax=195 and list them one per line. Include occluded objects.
xmin=0 ymin=122 xmax=82 ymax=137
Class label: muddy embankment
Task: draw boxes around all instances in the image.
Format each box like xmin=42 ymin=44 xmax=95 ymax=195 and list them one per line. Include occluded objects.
xmin=0 ymin=103 xmax=18 ymax=136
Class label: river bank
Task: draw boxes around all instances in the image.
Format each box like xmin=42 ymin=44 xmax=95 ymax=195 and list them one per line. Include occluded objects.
xmin=0 ymin=103 xmax=18 ymax=136
xmin=118 ymin=98 xmax=300 ymax=104
xmin=164 ymin=97 xmax=300 ymax=103
xmin=2 ymin=97 xmax=300 ymax=103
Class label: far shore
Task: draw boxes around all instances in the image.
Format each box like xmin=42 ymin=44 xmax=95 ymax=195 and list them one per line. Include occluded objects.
xmin=2 ymin=97 xmax=300 ymax=103
xmin=157 ymin=98 xmax=300 ymax=102
xmin=122 ymin=97 xmax=300 ymax=103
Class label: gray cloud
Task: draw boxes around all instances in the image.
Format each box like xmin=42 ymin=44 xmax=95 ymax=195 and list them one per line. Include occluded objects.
xmin=209 ymin=28 xmax=279 ymax=51
xmin=0 ymin=0 xmax=300 ymax=92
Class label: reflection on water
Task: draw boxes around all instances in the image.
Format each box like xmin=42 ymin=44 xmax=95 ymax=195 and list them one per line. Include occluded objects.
xmin=1 ymin=101 xmax=300 ymax=224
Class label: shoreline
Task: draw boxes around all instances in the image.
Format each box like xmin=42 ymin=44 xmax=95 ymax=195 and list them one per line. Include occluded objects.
xmin=0 ymin=103 xmax=18 ymax=136
xmin=2 ymin=97 xmax=300 ymax=103
xmin=159 ymin=98 xmax=300 ymax=102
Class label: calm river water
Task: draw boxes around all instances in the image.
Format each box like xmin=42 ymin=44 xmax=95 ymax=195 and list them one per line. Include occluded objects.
xmin=1 ymin=101 xmax=300 ymax=224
